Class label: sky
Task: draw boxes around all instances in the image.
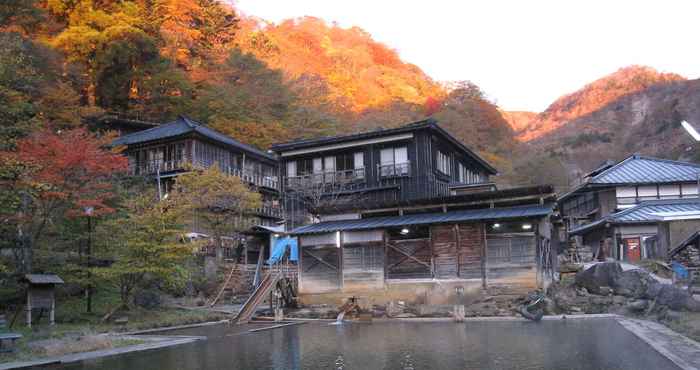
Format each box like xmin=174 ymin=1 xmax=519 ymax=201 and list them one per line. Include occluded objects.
xmin=234 ymin=0 xmax=700 ymax=112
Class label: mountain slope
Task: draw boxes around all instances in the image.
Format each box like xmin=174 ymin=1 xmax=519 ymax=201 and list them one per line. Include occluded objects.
xmin=235 ymin=16 xmax=444 ymax=113
xmin=513 ymin=66 xmax=685 ymax=141
xmin=531 ymin=78 xmax=700 ymax=180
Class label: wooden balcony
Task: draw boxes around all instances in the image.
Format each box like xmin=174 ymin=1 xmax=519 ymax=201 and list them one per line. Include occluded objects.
xmin=130 ymin=160 xmax=279 ymax=190
xmin=378 ymin=161 xmax=410 ymax=178
xmin=253 ymin=205 xmax=285 ymax=219
xmin=285 ymin=168 xmax=366 ymax=189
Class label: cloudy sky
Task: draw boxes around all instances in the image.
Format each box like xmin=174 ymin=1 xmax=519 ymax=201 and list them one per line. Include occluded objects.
xmin=234 ymin=0 xmax=699 ymax=112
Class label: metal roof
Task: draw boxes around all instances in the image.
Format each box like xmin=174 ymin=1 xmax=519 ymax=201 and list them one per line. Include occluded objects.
xmin=589 ymin=154 xmax=700 ymax=184
xmin=570 ymin=198 xmax=700 ymax=235
xmin=291 ymin=203 xmax=553 ymax=235
xmin=112 ymin=116 xmax=276 ymax=162
xmin=23 ymin=274 xmax=64 ymax=284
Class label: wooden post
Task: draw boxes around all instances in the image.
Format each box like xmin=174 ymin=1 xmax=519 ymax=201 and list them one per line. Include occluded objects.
xmin=50 ymin=294 xmax=55 ymax=326
xmin=26 ymin=292 xmax=31 ymax=328
xmin=481 ymin=223 xmax=487 ymax=289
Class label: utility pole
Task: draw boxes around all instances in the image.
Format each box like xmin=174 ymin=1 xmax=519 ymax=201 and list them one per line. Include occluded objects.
xmin=84 ymin=206 xmax=94 ymax=313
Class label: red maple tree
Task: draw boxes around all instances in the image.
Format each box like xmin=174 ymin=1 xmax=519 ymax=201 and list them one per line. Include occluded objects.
xmin=1 ymin=127 xmax=127 ymax=272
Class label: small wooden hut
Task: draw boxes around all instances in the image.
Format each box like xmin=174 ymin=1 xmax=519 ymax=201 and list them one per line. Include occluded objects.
xmin=22 ymin=274 xmax=64 ymax=328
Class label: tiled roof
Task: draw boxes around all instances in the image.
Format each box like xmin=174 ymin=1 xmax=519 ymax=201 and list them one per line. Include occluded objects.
xmin=291 ymin=203 xmax=553 ymax=235
xmin=589 ymin=155 xmax=700 ymax=184
xmin=112 ymin=116 xmax=276 ymax=161
xmin=570 ymin=198 xmax=700 ymax=235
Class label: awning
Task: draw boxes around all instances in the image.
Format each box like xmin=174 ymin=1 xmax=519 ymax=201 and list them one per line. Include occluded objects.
xmin=291 ymin=203 xmax=553 ymax=235
xmin=268 ymin=237 xmax=299 ymax=264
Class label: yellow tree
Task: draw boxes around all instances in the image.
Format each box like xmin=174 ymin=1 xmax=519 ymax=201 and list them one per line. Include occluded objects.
xmin=50 ymin=0 xmax=146 ymax=106
xmin=173 ymin=164 xmax=261 ymax=260
xmin=95 ymin=191 xmax=194 ymax=308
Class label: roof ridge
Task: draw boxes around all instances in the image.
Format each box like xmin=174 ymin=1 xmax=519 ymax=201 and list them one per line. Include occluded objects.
xmin=111 ymin=119 xmax=185 ymax=144
xmin=632 ymin=155 xmax=700 ymax=168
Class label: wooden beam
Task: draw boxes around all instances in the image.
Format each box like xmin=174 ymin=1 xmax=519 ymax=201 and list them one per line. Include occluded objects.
xmin=386 ymin=242 xmax=431 ymax=270
xmin=302 ymin=250 xmax=339 ymax=272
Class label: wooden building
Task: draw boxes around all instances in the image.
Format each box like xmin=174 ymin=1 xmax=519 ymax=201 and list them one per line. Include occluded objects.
xmin=559 ymin=155 xmax=700 ymax=261
xmin=113 ymin=116 xmax=283 ymax=258
xmin=270 ymin=119 xmax=498 ymax=227
xmin=289 ymin=186 xmax=557 ymax=305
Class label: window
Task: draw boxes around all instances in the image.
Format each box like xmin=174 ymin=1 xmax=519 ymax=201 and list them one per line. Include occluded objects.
xmin=286 ymin=161 xmax=297 ymax=177
xmin=458 ymin=163 xmax=467 ymax=183
xmin=379 ymin=146 xmax=409 ymax=177
xmin=354 ymin=152 xmax=364 ymax=179
xmin=436 ymin=151 xmax=450 ymax=175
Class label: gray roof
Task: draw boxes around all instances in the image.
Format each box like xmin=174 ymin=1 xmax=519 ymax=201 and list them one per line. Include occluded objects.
xmin=112 ymin=116 xmax=276 ymax=162
xmin=570 ymin=198 xmax=700 ymax=235
xmin=23 ymin=274 xmax=64 ymax=284
xmin=589 ymin=155 xmax=700 ymax=184
xmin=291 ymin=204 xmax=553 ymax=235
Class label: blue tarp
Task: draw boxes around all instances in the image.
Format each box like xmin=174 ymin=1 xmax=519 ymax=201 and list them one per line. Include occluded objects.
xmin=267 ymin=237 xmax=298 ymax=265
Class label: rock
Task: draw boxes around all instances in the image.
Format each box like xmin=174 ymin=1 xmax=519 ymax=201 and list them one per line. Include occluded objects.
xmin=543 ymin=297 xmax=558 ymax=315
xmin=653 ymin=284 xmax=700 ymax=311
xmin=626 ymin=299 xmax=649 ymax=312
xmin=612 ymin=295 xmax=626 ymax=305
xmin=133 ymin=289 xmax=161 ymax=309
xmin=613 ymin=270 xmax=654 ymax=298
xmin=575 ymin=262 xmax=622 ymax=295
xmin=597 ymin=287 xmax=613 ymax=296
xmin=663 ymin=310 xmax=683 ymax=322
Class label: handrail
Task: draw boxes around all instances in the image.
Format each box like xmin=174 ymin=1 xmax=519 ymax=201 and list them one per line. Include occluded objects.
xmin=378 ymin=161 xmax=410 ymax=178
xmin=286 ymin=168 xmax=366 ymax=188
xmin=129 ymin=160 xmax=279 ymax=189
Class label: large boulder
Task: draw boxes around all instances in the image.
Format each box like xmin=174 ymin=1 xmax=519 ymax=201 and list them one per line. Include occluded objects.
xmin=613 ymin=270 xmax=655 ymax=298
xmin=575 ymin=262 xmax=622 ymax=294
xmin=650 ymin=284 xmax=700 ymax=312
xmin=133 ymin=289 xmax=161 ymax=310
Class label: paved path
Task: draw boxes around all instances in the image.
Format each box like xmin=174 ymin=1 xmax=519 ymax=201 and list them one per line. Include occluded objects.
xmin=0 ymin=335 xmax=205 ymax=370
xmin=618 ymin=317 xmax=700 ymax=370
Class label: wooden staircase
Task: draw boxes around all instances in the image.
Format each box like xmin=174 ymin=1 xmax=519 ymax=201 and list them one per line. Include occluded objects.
xmin=233 ymin=271 xmax=281 ymax=324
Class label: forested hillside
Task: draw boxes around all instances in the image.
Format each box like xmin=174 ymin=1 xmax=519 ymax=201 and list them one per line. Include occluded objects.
xmin=0 ymin=0 xmax=517 ymax=178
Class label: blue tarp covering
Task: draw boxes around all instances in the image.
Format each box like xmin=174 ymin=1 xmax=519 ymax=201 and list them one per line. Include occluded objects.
xmin=267 ymin=237 xmax=298 ymax=265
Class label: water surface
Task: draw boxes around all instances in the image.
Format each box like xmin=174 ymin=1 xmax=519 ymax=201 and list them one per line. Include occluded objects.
xmin=55 ymin=319 xmax=678 ymax=370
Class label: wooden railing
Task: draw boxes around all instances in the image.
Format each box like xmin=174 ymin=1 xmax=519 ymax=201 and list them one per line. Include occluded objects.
xmin=128 ymin=159 xmax=185 ymax=176
xmin=130 ymin=160 xmax=279 ymax=190
xmin=285 ymin=168 xmax=366 ymax=189
xmin=378 ymin=161 xmax=410 ymax=178
xmin=253 ymin=205 xmax=285 ymax=219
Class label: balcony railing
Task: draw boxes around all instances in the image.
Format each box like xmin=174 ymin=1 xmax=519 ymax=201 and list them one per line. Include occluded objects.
xmin=378 ymin=161 xmax=410 ymax=178
xmin=128 ymin=159 xmax=185 ymax=176
xmin=253 ymin=205 xmax=285 ymax=219
xmin=286 ymin=168 xmax=366 ymax=189
xmin=228 ymin=168 xmax=279 ymax=190
xmin=129 ymin=160 xmax=279 ymax=190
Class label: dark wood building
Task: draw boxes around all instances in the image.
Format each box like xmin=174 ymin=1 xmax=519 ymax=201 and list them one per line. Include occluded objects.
xmin=559 ymin=155 xmax=700 ymax=262
xmin=270 ymin=119 xmax=498 ymax=226
xmin=112 ymin=116 xmax=283 ymax=258
xmin=289 ymin=186 xmax=558 ymax=305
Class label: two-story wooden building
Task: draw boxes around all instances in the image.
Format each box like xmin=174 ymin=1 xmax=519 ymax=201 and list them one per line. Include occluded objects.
xmin=273 ymin=120 xmax=557 ymax=305
xmin=559 ymin=154 xmax=700 ymax=262
xmin=270 ymin=119 xmax=498 ymax=226
xmin=112 ymin=116 xmax=284 ymax=259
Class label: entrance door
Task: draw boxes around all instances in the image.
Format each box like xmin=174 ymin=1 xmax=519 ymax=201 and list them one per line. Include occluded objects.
xmin=623 ymin=237 xmax=642 ymax=262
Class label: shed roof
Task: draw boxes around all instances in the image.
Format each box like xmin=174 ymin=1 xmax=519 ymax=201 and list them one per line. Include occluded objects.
xmin=291 ymin=203 xmax=553 ymax=235
xmin=112 ymin=116 xmax=276 ymax=162
xmin=23 ymin=274 xmax=64 ymax=285
xmin=570 ymin=199 xmax=700 ymax=235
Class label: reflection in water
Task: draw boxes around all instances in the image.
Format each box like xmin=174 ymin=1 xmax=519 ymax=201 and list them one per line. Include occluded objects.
xmin=57 ymin=319 xmax=678 ymax=370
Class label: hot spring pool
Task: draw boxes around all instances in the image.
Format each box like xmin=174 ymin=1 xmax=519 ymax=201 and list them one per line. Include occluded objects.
xmin=54 ymin=318 xmax=679 ymax=370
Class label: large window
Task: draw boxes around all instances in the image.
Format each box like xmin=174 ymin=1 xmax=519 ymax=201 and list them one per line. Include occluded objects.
xmin=286 ymin=151 xmax=365 ymax=184
xmin=379 ymin=146 xmax=408 ymax=177
xmin=457 ymin=162 xmax=483 ymax=184
xmin=436 ymin=150 xmax=450 ymax=175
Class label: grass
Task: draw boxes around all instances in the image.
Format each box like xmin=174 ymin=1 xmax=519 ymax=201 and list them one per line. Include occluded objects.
xmin=0 ymin=287 xmax=228 ymax=364
xmin=664 ymin=311 xmax=700 ymax=343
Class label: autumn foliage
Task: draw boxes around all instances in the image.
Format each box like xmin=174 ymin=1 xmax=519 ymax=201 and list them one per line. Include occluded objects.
xmin=10 ymin=127 xmax=127 ymax=217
